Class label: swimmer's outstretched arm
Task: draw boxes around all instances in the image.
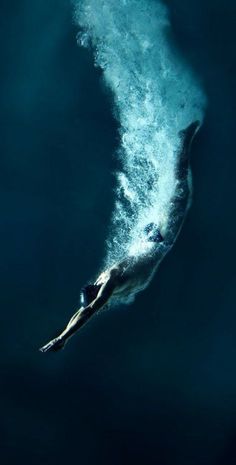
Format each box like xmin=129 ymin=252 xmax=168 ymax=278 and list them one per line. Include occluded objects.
xmin=39 ymin=275 xmax=116 ymax=353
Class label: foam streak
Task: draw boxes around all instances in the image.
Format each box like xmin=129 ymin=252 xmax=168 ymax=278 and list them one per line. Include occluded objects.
xmin=74 ymin=0 xmax=205 ymax=265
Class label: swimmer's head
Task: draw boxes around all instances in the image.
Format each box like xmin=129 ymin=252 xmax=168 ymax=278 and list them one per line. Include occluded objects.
xmin=80 ymin=284 xmax=101 ymax=307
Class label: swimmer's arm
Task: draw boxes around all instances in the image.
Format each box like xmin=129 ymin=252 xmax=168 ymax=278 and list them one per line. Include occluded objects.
xmin=39 ymin=275 xmax=117 ymax=353
xmin=59 ymin=278 xmax=115 ymax=338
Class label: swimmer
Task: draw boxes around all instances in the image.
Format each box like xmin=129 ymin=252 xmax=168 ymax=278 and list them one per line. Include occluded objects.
xmin=40 ymin=121 xmax=200 ymax=353
xmin=40 ymin=247 xmax=162 ymax=352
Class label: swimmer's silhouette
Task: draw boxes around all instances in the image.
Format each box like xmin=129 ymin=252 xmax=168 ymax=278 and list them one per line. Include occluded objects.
xmin=40 ymin=121 xmax=200 ymax=353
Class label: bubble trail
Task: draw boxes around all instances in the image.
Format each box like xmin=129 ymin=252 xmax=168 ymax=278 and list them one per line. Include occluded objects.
xmin=74 ymin=0 xmax=206 ymax=266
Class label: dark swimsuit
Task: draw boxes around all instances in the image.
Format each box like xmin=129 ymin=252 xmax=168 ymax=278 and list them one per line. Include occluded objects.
xmin=144 ymin=223 xmax=164 ymax=243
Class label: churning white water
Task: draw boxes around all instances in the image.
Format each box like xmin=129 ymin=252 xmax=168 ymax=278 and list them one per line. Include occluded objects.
xmin=74 ymin=0 xmax=205 ymax=266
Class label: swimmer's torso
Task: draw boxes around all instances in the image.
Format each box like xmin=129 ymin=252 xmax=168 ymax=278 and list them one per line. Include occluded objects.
xmin=95 ymin=246 xmax=168 ymax=301
xmin=92 ymin=122 xmax=200 ymax=305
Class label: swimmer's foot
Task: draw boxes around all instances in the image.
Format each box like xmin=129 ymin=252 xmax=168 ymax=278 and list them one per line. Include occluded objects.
xmin=39 ymin=337 xmax=65 ymax=353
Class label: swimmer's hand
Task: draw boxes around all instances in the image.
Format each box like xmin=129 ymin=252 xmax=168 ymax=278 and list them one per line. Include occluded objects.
xmin=39 ymin=337 xmax=65 ymax=353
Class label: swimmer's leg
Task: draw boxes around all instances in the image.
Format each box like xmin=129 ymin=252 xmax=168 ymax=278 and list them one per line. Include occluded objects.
xmin=163 ymin=121 xmax=200 ymax=245
xmin=176 ymin=120 xmax=200 ymax=205
xmin=177 ymin=121 xmax=200 ymax=174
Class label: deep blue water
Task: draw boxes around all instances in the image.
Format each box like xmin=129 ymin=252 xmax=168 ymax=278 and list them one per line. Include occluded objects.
xmin=0 ymin=1 xmax=236 ymax=464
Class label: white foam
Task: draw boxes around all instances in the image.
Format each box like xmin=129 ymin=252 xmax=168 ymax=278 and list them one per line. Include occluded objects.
xmin=74 ymin=0 xmax=206 ymax=265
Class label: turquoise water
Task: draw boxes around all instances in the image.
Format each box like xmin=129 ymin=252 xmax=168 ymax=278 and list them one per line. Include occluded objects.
xmin=1 ymin=1 xmax=236 ymax=465
xmin=75 ymin=0 xmax=206 ymax=265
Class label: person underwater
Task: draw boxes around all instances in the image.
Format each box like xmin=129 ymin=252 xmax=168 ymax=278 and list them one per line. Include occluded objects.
xmin=40 ymin=121 xmax=200 ymax=353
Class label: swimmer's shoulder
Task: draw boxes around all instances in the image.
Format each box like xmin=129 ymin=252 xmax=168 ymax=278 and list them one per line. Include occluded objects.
xmin=109 ymin=257 xmax=132 ymax=282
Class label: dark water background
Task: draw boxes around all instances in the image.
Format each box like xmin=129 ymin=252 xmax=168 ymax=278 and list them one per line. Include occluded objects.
xmin=0 ymin=1 xmax=236 ymax=464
